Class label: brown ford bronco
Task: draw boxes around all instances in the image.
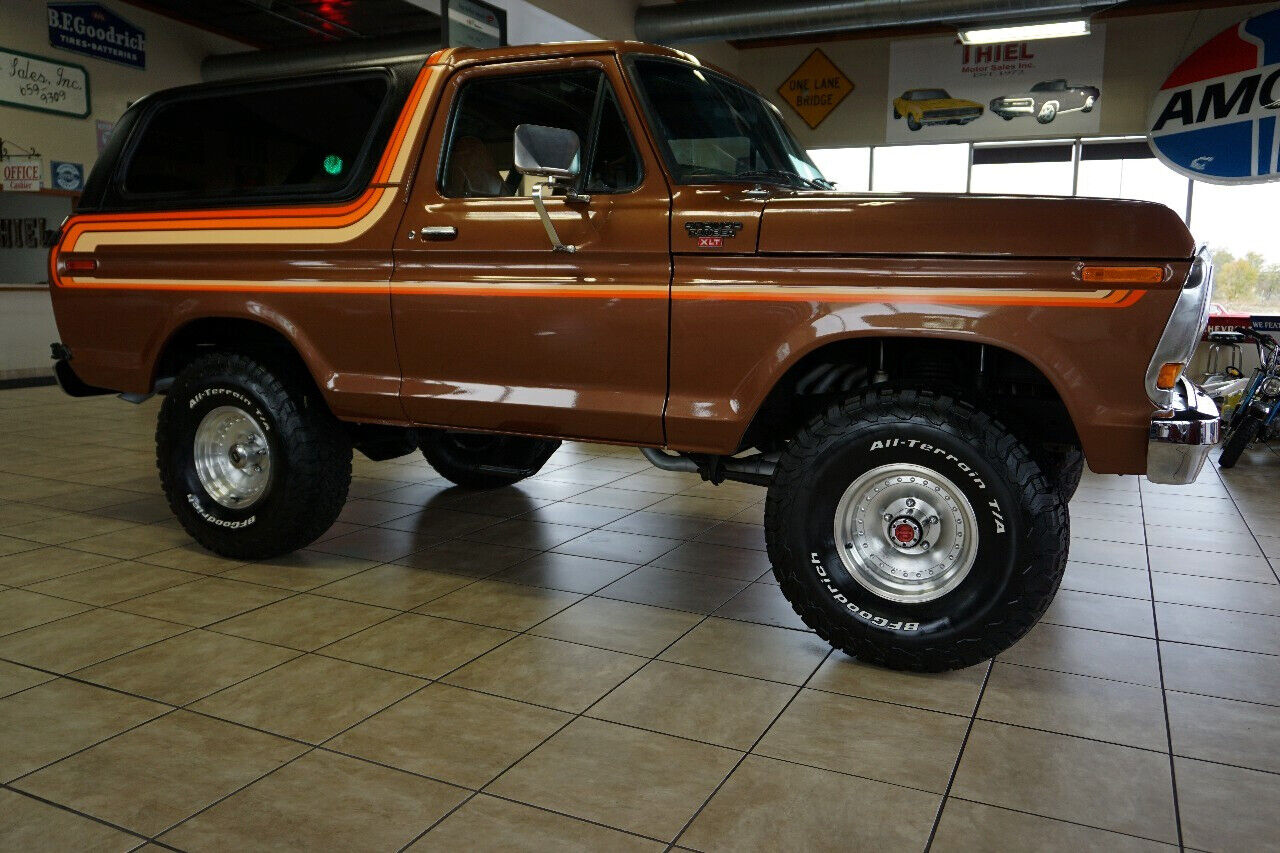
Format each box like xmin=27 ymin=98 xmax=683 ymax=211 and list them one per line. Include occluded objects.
xmin=48 ymin=41 xmax=1218 ymax=671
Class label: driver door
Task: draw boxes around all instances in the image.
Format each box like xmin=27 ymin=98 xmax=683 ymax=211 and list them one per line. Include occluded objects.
xmin=391 ymin=57 xmax=671 ymax=445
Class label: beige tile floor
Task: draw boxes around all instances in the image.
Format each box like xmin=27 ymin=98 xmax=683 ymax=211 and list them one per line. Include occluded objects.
xmin=0 ymin=385 xmax=1278 ymax=851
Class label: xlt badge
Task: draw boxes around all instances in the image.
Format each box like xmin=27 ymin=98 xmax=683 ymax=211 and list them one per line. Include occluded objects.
xmin=685 ymin=221 xmax=743 ymax=248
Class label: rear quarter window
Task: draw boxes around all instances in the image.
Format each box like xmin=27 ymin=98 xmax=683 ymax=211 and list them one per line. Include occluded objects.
xmin=117 ymin=72 xmax=394 ymax=207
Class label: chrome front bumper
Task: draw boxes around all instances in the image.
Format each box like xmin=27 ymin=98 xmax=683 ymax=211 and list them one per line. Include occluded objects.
xmin=1148 ymin=378 xmax=1220 ymax=484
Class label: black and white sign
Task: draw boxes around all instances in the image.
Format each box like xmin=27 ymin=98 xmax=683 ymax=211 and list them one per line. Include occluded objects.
xmin=51 ymin=160 xmax=84 ymax=191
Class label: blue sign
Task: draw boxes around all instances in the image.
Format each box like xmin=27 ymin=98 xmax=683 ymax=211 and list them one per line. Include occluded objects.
xmin=48 ymin=3 xmax=145 ymax=70
xmin=51 ymin=161 xmax=84 ymax=191
xmin=1148 ymin=8 xmax=1280 ymax=184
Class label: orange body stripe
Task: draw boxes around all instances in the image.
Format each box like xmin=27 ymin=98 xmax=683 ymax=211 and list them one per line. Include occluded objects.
xmin=55 ymin=277 xmax=1148 ymax=308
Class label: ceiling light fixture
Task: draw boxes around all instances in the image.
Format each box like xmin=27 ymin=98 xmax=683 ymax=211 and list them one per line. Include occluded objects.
xmin=958 ymin=19 xmax=1090 ymax=45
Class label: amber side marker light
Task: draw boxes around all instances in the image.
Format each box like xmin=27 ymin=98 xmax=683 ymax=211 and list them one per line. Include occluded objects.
xmin=1156 ymin=362 xmax=1186 ymax=390
xmin=1079 ymin=265 xmax=1167 ymax=285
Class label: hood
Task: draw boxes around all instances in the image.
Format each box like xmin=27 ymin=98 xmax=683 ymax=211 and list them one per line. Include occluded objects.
xmin=757 ymin=193 xmax=1196 ymax=260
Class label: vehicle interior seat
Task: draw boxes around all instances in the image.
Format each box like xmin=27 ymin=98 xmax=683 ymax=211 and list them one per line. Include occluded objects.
xmin=445 ymin=136 xmax=505 ymax=197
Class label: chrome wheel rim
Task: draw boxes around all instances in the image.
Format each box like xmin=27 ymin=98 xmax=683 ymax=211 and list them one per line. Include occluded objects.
xmin=193 ymin=405 xmax=271 ymax=509
xmin=833 ymin=463 xmax=979 ymax=604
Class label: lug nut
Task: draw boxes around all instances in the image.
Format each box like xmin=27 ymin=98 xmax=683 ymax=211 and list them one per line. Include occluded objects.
xmin=921 ymin=541 xmax=930 ymax=550
xmin=905 ymin=498 xmax=916 ymax=508
xmin=928 ymin=516 xmax=938 ymax=525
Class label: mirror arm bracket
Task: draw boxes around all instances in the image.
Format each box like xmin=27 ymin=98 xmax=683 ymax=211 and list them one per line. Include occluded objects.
xmin=532 ymin=180 xmax=577 ymax=254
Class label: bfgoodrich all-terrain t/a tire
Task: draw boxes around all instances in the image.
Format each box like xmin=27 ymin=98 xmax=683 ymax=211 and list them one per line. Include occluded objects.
xmin=157 ymin=352 xmax=352 ymax=560
xmin=765 ymin=388 xmax=1069 ymax=672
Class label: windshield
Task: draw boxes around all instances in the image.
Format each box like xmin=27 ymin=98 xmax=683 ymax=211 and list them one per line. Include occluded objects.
xmin=628 ymin=57 xmax=830 ymax=189
xmin=908 ymin=89 xmax=950 ymax=101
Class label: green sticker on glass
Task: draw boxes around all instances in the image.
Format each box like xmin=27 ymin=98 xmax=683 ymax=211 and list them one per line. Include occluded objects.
xmin=323 ymin=154 xmax=344 ymax=176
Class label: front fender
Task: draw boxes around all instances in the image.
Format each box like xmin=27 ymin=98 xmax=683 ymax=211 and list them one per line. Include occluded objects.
xmin=666 ymin=255 xmax=1187 ymax=474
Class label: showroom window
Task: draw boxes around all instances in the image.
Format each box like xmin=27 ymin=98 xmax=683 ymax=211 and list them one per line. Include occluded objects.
xmin=870 ymin=142 xmax=969 ymax=193
xmin=970 ymin=141 xmax=1074 ymax=196
xmin=1191 ymin=181 xmax=1280 ymax=313
xmin=1077 ymin=139 xmax=1190 ymax=220
xmin=810 ymin=147 xmax=871 ymax=191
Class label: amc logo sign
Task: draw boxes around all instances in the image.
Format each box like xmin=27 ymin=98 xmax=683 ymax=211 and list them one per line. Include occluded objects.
xmin=1148 ymin=8 xmax=1280 ymax=183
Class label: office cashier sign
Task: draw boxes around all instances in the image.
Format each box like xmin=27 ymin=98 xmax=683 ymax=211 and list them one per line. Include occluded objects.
xmin=1148 ymin=8 xmax=1280 ymax=184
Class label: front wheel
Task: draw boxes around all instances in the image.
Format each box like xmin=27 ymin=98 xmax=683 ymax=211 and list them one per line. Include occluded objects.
xmin=1218 ymin=412 xmax=1262 ymax=469
xmin=1037 ymin=102 xmax=1058 ymax=124
xmin=420 ymin=430 xmax=560 ymax=489
xmin=907 ymin=115 xmax=922 ymax=131
xmin=765 ymin=389 xmax=1068 ymax=672
xmin=157 ymin=352 xmax=352 ymax=559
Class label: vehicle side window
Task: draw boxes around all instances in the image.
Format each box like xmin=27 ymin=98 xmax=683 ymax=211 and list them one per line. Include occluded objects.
xmin=440 ymin=69 xmax=641 ymax=198
xmin=120 ymin=74 xmax=391 ymax=205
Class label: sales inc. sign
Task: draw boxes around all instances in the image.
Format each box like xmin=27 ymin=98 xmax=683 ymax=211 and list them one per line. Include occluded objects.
xmin=1148 ymin=8 xmax=1280 ymax=184
xmin=48 ymin=3 xmax=146 ymax=70
xmin=1 ymin=47 xmax=90 ymax=117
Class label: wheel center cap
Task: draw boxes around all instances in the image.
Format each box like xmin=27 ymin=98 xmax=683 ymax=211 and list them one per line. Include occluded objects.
xmin=229 ymin=444 xmax=246 ymax=468
xmin=889 ymin=516 xmax=923 ymax=548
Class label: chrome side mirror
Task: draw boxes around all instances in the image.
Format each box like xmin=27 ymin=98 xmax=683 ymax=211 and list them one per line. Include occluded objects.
xmin=514 ymin=124 xmax=582 ymax=253
xmin=514 ymin=124 xmax=581 ymax=180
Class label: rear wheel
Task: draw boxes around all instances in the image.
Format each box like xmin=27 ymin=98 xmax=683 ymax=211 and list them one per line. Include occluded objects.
xmin=157 ymin=352 xmax=351 ymax=559
xmin=765 ymin=388 xmax=1068 ymax=671
xmin=420 ymin=430 xmax=560 ymax=489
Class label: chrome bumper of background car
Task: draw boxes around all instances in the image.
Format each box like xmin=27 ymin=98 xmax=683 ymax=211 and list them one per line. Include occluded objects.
xmin=991 ymin=99 xmax=1034 ymax=116
xmin=1148 ymin=377 xmax=1220 ymax=485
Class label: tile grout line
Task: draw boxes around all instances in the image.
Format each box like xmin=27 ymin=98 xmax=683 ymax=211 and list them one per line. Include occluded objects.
xmin=1138 ymin=478 xmax=1186 ymax=852
xmin=0 ymin=782 xmax=155 ymax=849
xmin=392 ymin=565 xmax=746 ymax=851
xmin=664 ymin=648 xmax=837 ymax=852
xmin=921 ymin=660 xmax=994 ymax=852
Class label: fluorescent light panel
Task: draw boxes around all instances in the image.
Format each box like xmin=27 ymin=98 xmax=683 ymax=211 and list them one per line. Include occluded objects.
xmin=959 ymin=19 xmax=1090 ymax=45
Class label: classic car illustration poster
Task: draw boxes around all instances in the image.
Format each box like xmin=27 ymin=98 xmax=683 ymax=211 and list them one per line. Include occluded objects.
xmin=886 ymin=26 xmax=1105 ymax=143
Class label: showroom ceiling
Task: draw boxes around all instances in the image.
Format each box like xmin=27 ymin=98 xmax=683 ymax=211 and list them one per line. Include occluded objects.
xmin=131 ymin=0 xmax=442 ymax=48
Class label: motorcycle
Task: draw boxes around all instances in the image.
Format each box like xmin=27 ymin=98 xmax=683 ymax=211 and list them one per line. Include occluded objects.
xmin=1204 ymin=321 xmax=1280 ymax=468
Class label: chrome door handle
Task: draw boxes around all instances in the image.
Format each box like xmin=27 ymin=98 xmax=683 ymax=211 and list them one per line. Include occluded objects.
xmin=418 ymin=226 xmax=458 ymax=241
